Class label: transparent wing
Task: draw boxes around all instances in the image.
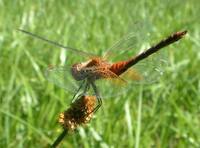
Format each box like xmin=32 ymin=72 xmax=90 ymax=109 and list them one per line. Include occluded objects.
xmin=121 ymin=55 xmax=168 ymax=84
xmin=45 ymin=65 xmax=81 ymax=93
xmin=103 ymin=21 xmax=153 ymax=62
xmin=95 ymin=22 xmax=169 ymax=98
xmin=94 ymin=77 xmax=128 ymax=98
xmin=94 ymin=52 xmax=168 ymax=98
xmin=44 ymin=40 xmax=92 ymax=92
xmin=103 ymin=33 xmax=140 ymax=60
xmin=18 ymin=29 xmax=96 ymax=57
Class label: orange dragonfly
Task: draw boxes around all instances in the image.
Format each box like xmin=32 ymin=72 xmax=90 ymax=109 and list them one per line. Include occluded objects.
xmin=18 ymin=29 xmax=187 ymax=112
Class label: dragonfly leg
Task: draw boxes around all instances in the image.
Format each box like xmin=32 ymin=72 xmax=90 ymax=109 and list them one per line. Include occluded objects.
xmin=72 ymin=80 xmax=85 ymax=103
xmin=90 ymin=82 xmax=102 ymax=113
xmin=83 ymin=81 xmax=90 ymax=94
xmin=72 ymin=80 xmax=91 ymax=103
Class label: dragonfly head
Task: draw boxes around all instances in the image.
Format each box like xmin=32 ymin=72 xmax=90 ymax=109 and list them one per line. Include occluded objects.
xmin=71 ymin=61 xmax=89 ymax=81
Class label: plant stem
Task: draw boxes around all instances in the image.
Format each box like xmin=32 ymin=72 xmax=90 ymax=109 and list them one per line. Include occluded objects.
xmin=51 ymin=129 xmax=68 ymax=148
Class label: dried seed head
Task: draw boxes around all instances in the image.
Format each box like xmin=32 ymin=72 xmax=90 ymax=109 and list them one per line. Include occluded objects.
xmin=59 ymin=95 xmax=96 ymax=130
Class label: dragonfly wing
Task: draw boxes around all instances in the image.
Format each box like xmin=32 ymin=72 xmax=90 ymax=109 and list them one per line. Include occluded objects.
xmin=94 ymin=77 xmax=128 ymax=98
xmin=121 ymin=53 xmax=168 ymax=84
xmin=123 ymin=46 xmax=168 ymax=95
xmin=45 ymin=65 xmax=81 ymax=93
xmin=18 ymin=29 xmax=96 ymax=57
xmin=94 ymin=53 xmax=168 ymax=98
xmin=103 ymin=33 xmax=143 ymax=62
xmin=103 ymin=21 xmax=152 ymax=62
xmin=85 ymin=69 xmax=127 ymax=98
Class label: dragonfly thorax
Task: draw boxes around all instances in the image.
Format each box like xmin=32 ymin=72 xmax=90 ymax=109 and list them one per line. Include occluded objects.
xmin=71 ymin=58 xmax=111 ymax=81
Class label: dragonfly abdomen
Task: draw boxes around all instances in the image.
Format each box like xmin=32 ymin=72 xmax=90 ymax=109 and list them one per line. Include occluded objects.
xmin=110 ymin=30 xmax=187 ymax=76
xmin=109 ymin=61 xmax=130 ymax=76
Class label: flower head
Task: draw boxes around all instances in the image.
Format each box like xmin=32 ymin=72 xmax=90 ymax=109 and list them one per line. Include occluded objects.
xmin=59 ymin=95 xmax=96 ymax=130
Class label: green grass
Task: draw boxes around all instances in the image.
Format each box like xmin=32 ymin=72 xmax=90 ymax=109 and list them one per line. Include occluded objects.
xmin=0 ymin=0 xmax=200 ymax=147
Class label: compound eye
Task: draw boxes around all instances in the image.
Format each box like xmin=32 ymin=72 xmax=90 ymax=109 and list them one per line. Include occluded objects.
xmin=80 ymin=70 xmax=84 ymax=74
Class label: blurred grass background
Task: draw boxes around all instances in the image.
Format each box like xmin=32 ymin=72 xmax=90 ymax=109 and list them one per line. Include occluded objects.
xmin=0 ymin=0 xmax=200 ymax=147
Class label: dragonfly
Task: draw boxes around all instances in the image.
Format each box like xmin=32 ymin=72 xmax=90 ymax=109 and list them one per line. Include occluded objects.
xmin=18 ymin=29 xmax=187 ymax=112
